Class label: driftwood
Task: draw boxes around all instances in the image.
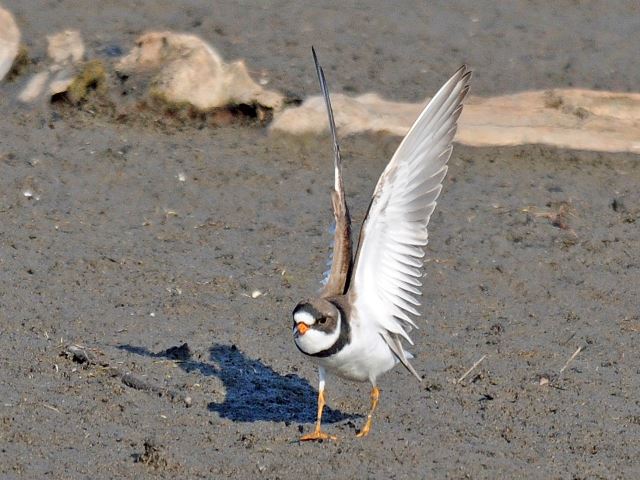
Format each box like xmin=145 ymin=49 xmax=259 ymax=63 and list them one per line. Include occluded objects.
xmin=18 ymin=30 xmax=86 ymax=102
xmin=271 ymin=89 xmax=640 ymax=154
xmin=116 ymin=31 xmax=283 ymax=111
xmin=0 ymin=6 xmax=20 ymax=81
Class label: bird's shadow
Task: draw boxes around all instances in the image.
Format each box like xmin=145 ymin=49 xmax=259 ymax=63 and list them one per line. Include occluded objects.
xmin=117 ymin=342 xmax=354 ymax=424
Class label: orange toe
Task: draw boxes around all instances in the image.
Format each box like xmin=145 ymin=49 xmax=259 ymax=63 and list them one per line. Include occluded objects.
xmin=300 ymin=430 xmax=337 ymax=442
xmin=356 ymin=420 xmax=372 ymax=438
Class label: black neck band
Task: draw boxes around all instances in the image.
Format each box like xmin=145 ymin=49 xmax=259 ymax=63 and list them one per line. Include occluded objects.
xmin=301 ymin=302 xmax=351 ymax=358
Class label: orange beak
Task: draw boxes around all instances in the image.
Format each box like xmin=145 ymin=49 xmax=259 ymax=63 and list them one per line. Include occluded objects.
xmin=296 ymin=323 xmax=310 ymax=336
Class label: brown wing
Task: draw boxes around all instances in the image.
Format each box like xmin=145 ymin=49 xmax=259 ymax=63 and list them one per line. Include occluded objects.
xmin=312 ymin=48 xmax=352 ymax=297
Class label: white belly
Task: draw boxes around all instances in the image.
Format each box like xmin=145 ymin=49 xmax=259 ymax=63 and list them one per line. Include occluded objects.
xmin=314 ymin=322 xmax=398 ymax=384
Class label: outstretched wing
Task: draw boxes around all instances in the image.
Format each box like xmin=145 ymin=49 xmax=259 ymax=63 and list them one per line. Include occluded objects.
xmin=348 ymin=66 xmax=471 ymax=377
xmin=312 ymin=47 xmax=353 ymax=298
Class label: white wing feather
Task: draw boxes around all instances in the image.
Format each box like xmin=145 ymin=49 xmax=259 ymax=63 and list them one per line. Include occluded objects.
xmin=350 ymin=66 xmax=471 ymax=345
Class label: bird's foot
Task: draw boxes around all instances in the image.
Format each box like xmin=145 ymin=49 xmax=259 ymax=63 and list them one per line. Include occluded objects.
xmin=300 ymin=429 xmax=337 ymax=442
xmin=355 ymin=419 xmax=372 ymax=438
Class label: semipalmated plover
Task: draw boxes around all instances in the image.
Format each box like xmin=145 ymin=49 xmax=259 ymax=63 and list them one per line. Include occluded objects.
xmin=293 ymin=48 xmax=471 ymax=440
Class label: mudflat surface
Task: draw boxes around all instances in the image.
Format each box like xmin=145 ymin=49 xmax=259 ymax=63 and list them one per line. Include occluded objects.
xmin=1 ymin=1 xmax=639 ymax=478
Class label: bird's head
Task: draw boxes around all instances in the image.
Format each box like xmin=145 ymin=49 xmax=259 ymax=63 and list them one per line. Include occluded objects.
xmin=292 ymin=298 xmax=342 ymax=355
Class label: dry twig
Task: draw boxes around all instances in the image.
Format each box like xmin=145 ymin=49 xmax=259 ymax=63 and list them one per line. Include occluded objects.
xmin=456 ymin=355 xmax=487 ymax=384
xmin=559 ymin=346 xmax=583 ymax=374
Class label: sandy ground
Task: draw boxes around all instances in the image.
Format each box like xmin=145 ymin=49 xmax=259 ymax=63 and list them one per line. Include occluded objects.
xmin=1 ymin=1 xmax=639 ymax=478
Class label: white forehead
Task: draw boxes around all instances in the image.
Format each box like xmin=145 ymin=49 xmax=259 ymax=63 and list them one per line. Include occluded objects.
xmin=294 ymin=310 xmax=315 ymax=325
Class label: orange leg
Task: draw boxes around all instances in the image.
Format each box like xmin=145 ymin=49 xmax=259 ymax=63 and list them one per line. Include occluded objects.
xmin=300 ymin=388 xmax=337 ymax=441
xmin=356 ymin=386 xmax=380 ymax=438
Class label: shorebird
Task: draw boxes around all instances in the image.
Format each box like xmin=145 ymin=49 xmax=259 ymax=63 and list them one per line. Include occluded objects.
xmin=293 ymin=48 xmax=471 ymax=440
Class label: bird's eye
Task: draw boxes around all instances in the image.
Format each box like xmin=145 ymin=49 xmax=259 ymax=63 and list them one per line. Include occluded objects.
xmin=319 ymin=317 xmax=327 ymax=324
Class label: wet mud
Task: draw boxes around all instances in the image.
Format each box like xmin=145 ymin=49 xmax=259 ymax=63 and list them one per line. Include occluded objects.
xmin=1 ymin=1 xmax=639 ymax=478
